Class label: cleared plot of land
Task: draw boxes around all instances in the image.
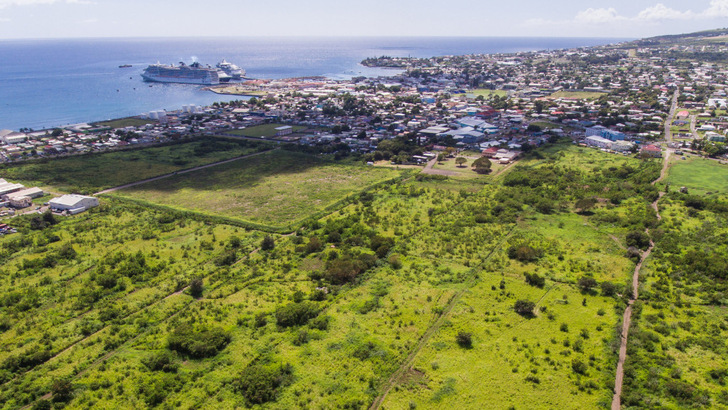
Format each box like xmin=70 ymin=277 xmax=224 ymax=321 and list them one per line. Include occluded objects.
xmin=666 ymin=157 xmax=728 ymax=195
xmin=0 ymin=137 xmax=267 ymax=193
xmin=527 ymin=143 xmax=639 ymax=171
xmin=226 ymin=123 xmax=307 ymax=138
xmin=432 ymin=156 xmax=506 ymax=178
xmin=92 ymin=117 xmax=155 ymax=129
xmin=112 ymin=150 xmax=403 ymax=228
xmin=548 ymin=90 xmax=607 ymax=100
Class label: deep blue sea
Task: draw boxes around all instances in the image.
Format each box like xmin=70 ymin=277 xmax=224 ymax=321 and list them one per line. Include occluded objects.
xmin=0 ymin=37 xmax=627 ymax=131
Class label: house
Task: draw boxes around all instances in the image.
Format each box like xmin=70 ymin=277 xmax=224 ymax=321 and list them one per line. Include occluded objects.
xmin=49 ymin=195 xmax=99 ymax=215
xmin=640 ymin=144 xmax=662 ymax=158
xmin=482 ymin=146 xmax=499 ymax=157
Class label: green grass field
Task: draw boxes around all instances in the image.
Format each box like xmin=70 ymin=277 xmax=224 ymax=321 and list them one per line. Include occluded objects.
xmin=226 ymin=124 xmax=307 ymax=138
xmin=0 ymin=137 xmax=267 ymax=193
xmin=666 ymin=157 xmax=728 ymax=195
xmin=92 ymin=118 xmax=155 ymax=129
xmin=549 ymin=90 xmax=608 ymax=100
xmin=111 ymin=150 xmax=403 ymax=228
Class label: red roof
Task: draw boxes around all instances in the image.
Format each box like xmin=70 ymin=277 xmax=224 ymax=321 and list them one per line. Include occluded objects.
xmin=642 ymin=145 xmax=661 ymax=152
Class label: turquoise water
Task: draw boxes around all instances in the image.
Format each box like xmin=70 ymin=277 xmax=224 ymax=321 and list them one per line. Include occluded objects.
xmin=0 ymin=36 xmax=627 ymax=130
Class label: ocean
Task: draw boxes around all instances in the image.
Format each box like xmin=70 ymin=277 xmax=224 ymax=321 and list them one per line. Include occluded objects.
xmin=0 ymin=36 xmax=627 ymax=131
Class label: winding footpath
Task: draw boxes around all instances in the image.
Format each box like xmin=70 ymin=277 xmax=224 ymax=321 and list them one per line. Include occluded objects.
xmin=611 ymin=150 xmax=670 ymax=409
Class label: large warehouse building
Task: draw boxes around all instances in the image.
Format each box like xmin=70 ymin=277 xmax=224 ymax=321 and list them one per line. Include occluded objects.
xmin=48 ymin=195 xmax=99 ymax=215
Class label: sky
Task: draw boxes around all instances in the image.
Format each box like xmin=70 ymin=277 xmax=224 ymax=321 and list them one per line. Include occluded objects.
xmin=0 ymin=0 xmax=728 ymax=39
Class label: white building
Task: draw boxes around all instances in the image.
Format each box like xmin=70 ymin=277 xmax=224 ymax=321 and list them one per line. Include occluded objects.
xmin=3 ymin=187 xmax=43 ymax=201
xmin=49 ymin=195 xmax=99 ymax=214
xmin=585 ymin=135 xmax=612 ymax=149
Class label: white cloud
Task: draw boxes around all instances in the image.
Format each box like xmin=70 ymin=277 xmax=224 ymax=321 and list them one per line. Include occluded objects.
xmin=638 ymin=4 xmax=694 ymax=21
xmin=0 ymin=0 xmax=93 ymax=9
xmin=526 ymin=1 xmax=728 ymax=30
xmin=575 ymin=8 xmax=626 ymax=24
xmin=704 ymin=0 xmax=728 ymax=17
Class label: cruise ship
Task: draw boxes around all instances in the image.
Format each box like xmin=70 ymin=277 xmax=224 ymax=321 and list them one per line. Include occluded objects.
xmin=141 ymin=62 xmax=222 ymax=85
xmin=216 ymin=59 xmax=245 ymax=79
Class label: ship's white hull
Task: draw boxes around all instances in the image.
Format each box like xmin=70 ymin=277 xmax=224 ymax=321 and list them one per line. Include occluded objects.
xmin=141 ymin=74 xmax=219 ymax=85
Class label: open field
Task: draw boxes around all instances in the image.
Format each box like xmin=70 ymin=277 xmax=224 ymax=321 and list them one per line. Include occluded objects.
xmin=665 ymin=157 xmax=728 ymax=195
xmin=432 ymin=156 xmax=507 ymax=178
xmin=91 ymin=118 xmax=155 ymax=129
xmin=111 ymin=150 xmax=404 ymax=229
xmin=548 ymin=90 xmax=608 ymax=100
xmin=0 ymin=137 xmax=269 ymax=194
xmin=0 ymin=140 xmax=690 ymax=410
xmin=226 ymin=123 xmax=307 ymax=138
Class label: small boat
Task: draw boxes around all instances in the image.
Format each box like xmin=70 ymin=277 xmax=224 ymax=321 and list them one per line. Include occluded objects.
xmin=119 ymin=64 xmax=132 ymax=68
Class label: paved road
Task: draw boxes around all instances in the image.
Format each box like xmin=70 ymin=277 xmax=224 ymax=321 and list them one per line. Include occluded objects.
xmin=689 ymin=114 xmax=699 ymax=139
xmin=421 ymin=157 xmax=458 ymax=176
xmin=94 ymin=149 xmax=274 ymax=195
xmin=664 ymin=90 xmax=679 ymax=143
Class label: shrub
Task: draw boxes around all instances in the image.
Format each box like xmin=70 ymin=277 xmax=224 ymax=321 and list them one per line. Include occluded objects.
xmin=514 ymin=300 xmax=536 ymax=317
xmin=524 ymin=272 xmax=545 ymax=288
xmin=572 ymin=358 xmax=587 ymax=374
xmin=142 ymin=351 xmax=179 ymax=373
xmin=167 ymin=324 xmax=231 ymax=358
xmin=577 ymin=276 xmax=598 ymax=293
xmin=305 ymin=237 xmax=323 ymax=254
xmin=601 ymin=281 xmax=618 ymax=297
xmin=189 ymin=277 xmax=203 ymax=298
xmin=215 ymin=249 xmax=237 ymax=266
xmin=236 ymin=363 xmax=294 ymax=405
xmin=456 ymin=331 xmax=473 ymax=348
xmin=51 ymin=378 xmax=74 ymax=402
xmin=254 ymin=313 xmax=268 ymax=328
xmin=275 ymin=302 xmax=320 ymax=328
xmin=507 ymin=245 xmax=541 ymax=262
xmin=626 ymin=231 xmax=651 ymax=250
xmin=261 ymin=235 xmax=275 ymax=251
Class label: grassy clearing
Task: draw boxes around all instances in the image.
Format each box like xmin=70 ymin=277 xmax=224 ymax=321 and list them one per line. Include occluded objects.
xmin=0 ymin=137 xmax=268 ymax=193
xmin=91 ymin=118 xmax=155 ymax=129
xmin=383 ymin=272 xmax=619 ymax=410
xmin=226 ymin=124 xmax=307 ymax=138
xmin=666 ymin=157 xmax=728 ymax=195
xmin=112 ymin=150 xmax=403 ymax=228
xmin=549 ymin=90 xmax=608 ymax=100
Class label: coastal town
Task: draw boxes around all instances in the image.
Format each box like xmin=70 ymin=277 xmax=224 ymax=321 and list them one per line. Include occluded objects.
xmin=5 ymin=34 xmax=728 ymax=167
xmin=4 ymin=24 xmax=728 ymax=410
xmin=2 ymin=30 xmax=728 ymax=211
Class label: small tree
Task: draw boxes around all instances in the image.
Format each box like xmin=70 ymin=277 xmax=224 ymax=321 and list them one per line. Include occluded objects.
xmin=51 ymin=378 xmax=74 ymax=402
xmin=456 ymin=331 xmax=473 ymax=348
xmin=574 ymin=197 xmax=597 ymax=214
xmin=437 ymin=153 xmax=446 ymax=163
xmin=471 ymin=156 xmax=492 ymax=174
xmin=455 ymin=157 xmax=467 ymax=168
xmin=261 ymin=235 xmax=275 ymax=251
xmin=577 ymin=276 xmax=598 ymax=293
xmin=514 ymin=300 xmax=536 ymax=318
xmin=189 ymin=277 xmax=203 ymax=298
